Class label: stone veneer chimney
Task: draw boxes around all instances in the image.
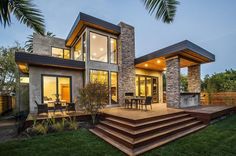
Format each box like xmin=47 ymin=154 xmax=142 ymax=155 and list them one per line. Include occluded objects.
xmin=117 ymin=22 xmax=136 ymax=105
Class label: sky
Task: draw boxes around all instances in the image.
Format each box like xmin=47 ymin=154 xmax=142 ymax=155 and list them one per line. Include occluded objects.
xmin=1 ymin=0 xmax=236 ymax=77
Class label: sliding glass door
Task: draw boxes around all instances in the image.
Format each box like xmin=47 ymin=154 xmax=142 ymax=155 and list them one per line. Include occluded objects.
xmin=42 ymin=75 xmax=71 ymax=104
xmin=135 ymin=75 xmax=159 ymax=103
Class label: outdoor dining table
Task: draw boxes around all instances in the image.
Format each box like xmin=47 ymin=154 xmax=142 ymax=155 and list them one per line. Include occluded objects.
xmin=130 ymin=97 xmax=145 ymax=109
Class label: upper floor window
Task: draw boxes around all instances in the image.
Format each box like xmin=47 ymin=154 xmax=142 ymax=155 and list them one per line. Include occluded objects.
xmin=110 ymin=38 xmax=117 ymax=64
xmin=52 ymin=47 xmax=70 ymax=59
xmin=90 ymin=32 xmax=108 ymax=62
xmin=74 ymin=38 xmax=83 ymax=61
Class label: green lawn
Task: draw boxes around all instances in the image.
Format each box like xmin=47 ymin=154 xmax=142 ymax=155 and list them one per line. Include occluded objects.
xmin=0 ymin=115 xmax=236 ymax=156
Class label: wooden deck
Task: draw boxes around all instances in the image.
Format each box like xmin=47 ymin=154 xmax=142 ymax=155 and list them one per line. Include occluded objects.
xmin=102 ymin=103 xmax=183 ymax=121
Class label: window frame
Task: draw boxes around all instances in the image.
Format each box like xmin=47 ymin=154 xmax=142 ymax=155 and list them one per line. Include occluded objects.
xmin=51 ymin=46 xmax=71 ymax=59
xmin=89 ymin=31 xmax=109 ymax=63
xmin=110 ymin=37 xmax=118 ymax=64
xmin=110 ymin=71 xmax=118 ymax=104
xmin=41 ymin=74 xmax=72 ymax=104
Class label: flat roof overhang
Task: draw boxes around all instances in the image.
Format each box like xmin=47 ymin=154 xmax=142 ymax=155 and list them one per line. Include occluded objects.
xmin=66 ymin=12 xmax=121 ymax=47
xmin=15 ymin=52 xmax=85 ymax=73
xmin=135 ymin=40 xmax=215 ymax=71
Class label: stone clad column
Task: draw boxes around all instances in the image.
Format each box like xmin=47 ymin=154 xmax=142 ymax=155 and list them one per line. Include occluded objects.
xmin=188 ymin=65 xmax=201 ymax=93
xmin=117 ymin=22 xmax=135 ymax=105
xmin=166 ymin=56 xmax=181 ymax=108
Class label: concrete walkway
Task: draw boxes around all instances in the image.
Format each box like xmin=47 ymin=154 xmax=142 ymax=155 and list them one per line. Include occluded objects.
xmin=0 ymin=119 xmax=18 ymax=142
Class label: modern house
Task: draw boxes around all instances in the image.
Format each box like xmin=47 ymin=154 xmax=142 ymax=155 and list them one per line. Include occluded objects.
xmin=15 ymin=12 xmax=215 ymax=113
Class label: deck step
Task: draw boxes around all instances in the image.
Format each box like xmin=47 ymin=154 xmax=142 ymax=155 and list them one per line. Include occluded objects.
xmin=134 ymin=124 xmax=207 ymax=155
xmin=105 ymin=113 xmax=190 ymax=129
xmin=90 ymin=112 xmax=207 ymax=155
xmin=100 ymin=116 xmax=196 ymax=137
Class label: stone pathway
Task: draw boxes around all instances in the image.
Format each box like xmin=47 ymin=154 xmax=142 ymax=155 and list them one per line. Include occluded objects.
xmin=0 ymin=119 xmax=18 ymax=143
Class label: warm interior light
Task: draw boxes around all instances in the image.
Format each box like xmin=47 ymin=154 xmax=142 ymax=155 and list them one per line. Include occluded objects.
xmin=92 ymin=35 xmax=96 ymax=39
xmin=145 ymin=64 xmax=148 ymax=67
xmin=163 ymin=67 xmax=166 ymax=70
xmin=93 ymin=53 xmax=97 ymax=56
xmin=110 ymin=40 xmax=114 ymax=43
xmin=157 ymin=60 xmax=161 ymax=64
xmin=100 ymin=48 xmax=104 ymax=51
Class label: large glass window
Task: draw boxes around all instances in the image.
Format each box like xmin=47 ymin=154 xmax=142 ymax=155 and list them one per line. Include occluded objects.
xmin=83 ymin=33 xmax=86 ymax=61
xmin=135 ymin=76 xmax=139 ymax=96
xmin=140 ymin=76 xmax=146 ymax=96
xmin=52 ymin=47 xmax=70 ymax=59
xmin=146 ymin=77 xmax=152 ymax=96
xmin=110 ymin=38 xmax=117 ymax=64
xmin=90 ymin=70 xmax=108 ymax=84
xmin=42 ymin=76 xmax=71 ymax=104
xmin=52 ymin=47 xmax=63 ymax=58
xmin=74 ymin=38 xmax=83 ymax=61
xmin=90 ymin=32 xmax=108 ymax=62
xmin=111 ymin=72 xmax=118 ymax=104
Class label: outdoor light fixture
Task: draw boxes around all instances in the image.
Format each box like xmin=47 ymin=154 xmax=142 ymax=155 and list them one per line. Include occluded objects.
xmin=92 ymin=35 xmax=96 ymax=39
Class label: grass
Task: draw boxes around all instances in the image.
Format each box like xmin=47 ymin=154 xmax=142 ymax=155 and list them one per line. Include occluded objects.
xmin=0 ymin=115 xmax=236 ymax=156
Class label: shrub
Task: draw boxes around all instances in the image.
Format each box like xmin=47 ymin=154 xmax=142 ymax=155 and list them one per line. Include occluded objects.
xmin=67 ymin=117 xmax=78 ymax=130
xmin=32 ymin=121 xmax=48 ymax=135
xmin=78 ymin=81 xmax=109 ymax=124
xmin=51 ymin=118 xmax=66 ymax=132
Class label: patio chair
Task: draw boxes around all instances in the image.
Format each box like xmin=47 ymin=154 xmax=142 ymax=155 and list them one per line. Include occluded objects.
xmin=66 ymin=102 xmax=76 ymax=113
xmin=54 ymin=102 xmax=63 ymax=113
xmin=124 ymin=92 xmax=134 ymax=108
xmin=35 ymin=101 xmax=48 ymax=115
xmin=140 ymin=96 xmax=152 ymax=110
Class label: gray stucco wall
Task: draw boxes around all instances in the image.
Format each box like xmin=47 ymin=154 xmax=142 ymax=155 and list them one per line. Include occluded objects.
xmin=29 ymin=66 xmax=83 ymax=113
xmin=33 ymin=33 xmax=70 ymax=57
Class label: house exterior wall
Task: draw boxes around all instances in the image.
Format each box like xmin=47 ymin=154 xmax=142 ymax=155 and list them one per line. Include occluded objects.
xmin=135 ymin=68 xmax=163 ymax=103
xmin=166 ymin=56 xmax=180 ymax=108
xmin=29 ymin=66 xmax=83 ymax=113
xmin=33 ymin=33 xmax=70 ymax=57
xmin=118 ymin=22 xmax=136 ymax=105
xmin=188 ymin=65 xmax=201 ymax=93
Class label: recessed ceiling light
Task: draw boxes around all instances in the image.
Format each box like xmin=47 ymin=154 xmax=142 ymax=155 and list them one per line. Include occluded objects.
xmin=100 ymin=48 xmax=104 ymax=51
xmin=110 ymin=40 xmax=114 ymax=43
xmin=157 ymin=60 xmax=161 ymax=64
xmin=145 ymin=64 xmax=148 ymax=67
xmin=92 ymin=35 xmax=96 ymax=39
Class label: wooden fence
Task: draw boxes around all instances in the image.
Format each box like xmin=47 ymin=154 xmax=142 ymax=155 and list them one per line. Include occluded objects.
xmin=0 ymin=96 xmax=15 ymax=115
xmin=201 ymin=92 xmax=236 ymax=105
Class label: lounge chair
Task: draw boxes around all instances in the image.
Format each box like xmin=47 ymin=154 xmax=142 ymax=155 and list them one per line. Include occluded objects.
xmin=35 ymin=101 xmax=48 ymax=115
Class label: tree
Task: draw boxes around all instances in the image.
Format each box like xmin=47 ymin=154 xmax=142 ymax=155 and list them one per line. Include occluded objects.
xmin=25 ymin=32 xmax=55 ymax=53
xmin=78 ymin=81 xmax=109 ymax=125
xmin=180 ymin=74 xmax=188 ymax=92
xmin=0 ymin=42 xmax=23 ymax=95
xmin=0 ymin=0 xmax=45 ymax=35
xmin=143 ymin=0 xmax=179 ymax=23
xmin=202 ymin=69 xmax=236 ymax=92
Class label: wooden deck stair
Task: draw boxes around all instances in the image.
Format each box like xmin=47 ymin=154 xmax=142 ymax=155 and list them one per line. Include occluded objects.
xmin=90 ymin=111 xmax=206 ymax=156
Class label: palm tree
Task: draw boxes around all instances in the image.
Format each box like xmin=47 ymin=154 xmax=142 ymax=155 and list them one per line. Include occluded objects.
xmin=143 ymin=0 xmax=180 ymax=23
xmin=25 ymin=31 xmax=55 ymax=53
xmin=0 ymin=0 xmax=45 ymax=35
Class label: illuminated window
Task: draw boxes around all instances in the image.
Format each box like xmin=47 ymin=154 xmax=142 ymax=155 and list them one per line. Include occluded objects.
xmin=111 ymin=72 xmax=118 ymax=104
xmin=135 ymin=76 xmax=139 ymax=96
xmin=20 ymin=77 xmax=29 ymax=84
xmin=90 ymin=70 xmax=108 ymax=84
xmin=83 ymin=33 xmax=86 ymax=61
xmin=52 ymin=47 xmax=70 ymax=59
xmin=52 ymin=47 xmax=63 ymax=58
xmin=74 ymin=38 xmax=82 ymax=61
xmin=90 ymin=32 xmax=108 ymax=62
xmin=42 ymin=76 xmax=71 ymax=104
xmin=110 ymin=38 xmax=117 ymax=64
